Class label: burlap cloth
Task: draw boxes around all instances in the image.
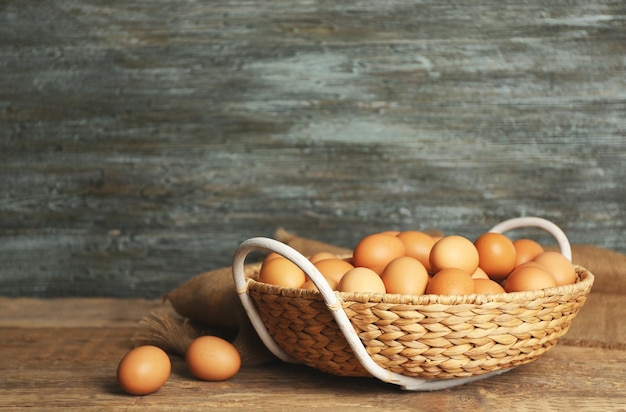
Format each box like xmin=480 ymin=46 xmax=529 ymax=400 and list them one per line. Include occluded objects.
xmin=133 ymin=229 xmax=626 ymax=366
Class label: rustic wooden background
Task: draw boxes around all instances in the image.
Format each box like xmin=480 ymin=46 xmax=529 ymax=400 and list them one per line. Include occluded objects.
xmin=1 ymin=1 xmax=624 ymax=298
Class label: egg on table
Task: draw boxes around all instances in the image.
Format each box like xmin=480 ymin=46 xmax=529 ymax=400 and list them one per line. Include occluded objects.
xmin=116 ymin=345 xmax=171 ymax=395
xmin=186 ymin=336 xmax=241 ymax=382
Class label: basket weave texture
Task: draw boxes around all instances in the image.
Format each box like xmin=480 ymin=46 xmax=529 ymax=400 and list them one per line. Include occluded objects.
xmin=245 ymin=264 xmax=594 ymax=380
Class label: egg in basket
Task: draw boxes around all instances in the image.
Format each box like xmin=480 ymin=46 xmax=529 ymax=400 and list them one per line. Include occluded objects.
xmin=232 ymin=217 xmax=594 ymax=391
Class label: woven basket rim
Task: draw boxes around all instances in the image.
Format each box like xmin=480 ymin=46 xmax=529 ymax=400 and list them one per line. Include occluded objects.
xmin=246 ymin=264 xmax=594 ymax=306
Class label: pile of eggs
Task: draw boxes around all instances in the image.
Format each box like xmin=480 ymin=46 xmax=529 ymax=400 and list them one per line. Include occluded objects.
xmin=116 ymin=335 xmax=241 ymax=396
xmin=259 ymin=230 xmax=577 ymax=296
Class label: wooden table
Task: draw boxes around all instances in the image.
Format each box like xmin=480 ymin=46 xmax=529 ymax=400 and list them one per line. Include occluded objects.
xmin=1 ymin=297 xmax=624 ymax=411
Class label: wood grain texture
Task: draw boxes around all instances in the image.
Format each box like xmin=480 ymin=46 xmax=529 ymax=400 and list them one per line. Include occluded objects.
xmin=0 ymin=298 xmax=624 ymax=411
xmin=1 ymin=1 xmax=625 ymax=297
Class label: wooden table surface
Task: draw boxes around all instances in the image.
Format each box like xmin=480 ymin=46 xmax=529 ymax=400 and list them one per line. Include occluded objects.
xmin=1 ymin=297 xmax=624 ymax=411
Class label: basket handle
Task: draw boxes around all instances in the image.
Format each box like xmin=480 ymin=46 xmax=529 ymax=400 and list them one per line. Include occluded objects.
xmin=232 ymin=237 xmax=509 ymax=390
xmin=488 ymin=216 xmax=572 ymax=261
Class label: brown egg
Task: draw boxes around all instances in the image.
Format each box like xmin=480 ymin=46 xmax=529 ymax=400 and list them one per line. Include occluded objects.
xmin=396 ymin=231 xmax=436 ymax=272
xmin=352 ymin=233 xmax=406 ymax=274
xmin=259 ymin=256 xmax=306 ymax=288
xmin=302 ymin=277 xmax=338 ymax=291
xmin=429 ymin=235 xmax=479 ymax=275
xmin=313 ymin=258 xmax=355 ymax=284
xmin=474 ymin=232 xmax=517 ymax=281
xmin=426 ymin=268 xmax=476 ymax=295
xmin=264 ymin=252 xmax=283 ymax=263
xmin=474 ymin=278 xmax=506 ymax=294
xmin=117 ymin=345 xmax=171 ymax=395
xmin=532 ymin=251 xmax=577 ymax=286
xmin=308 ymin=252 xmax=338 ymax=263
xmin=337 ymin=267 xmax=386 ymax=294
xmin=381 ymin=256 xmax=429 ymax=295
xmin=516 ymin=261 xmax=551 ymax=271
xmin=471 ymin=266 xmax=489 ymax=279
xmin=186 ymin=336 xmax=241 ymax=381
xmin=512 ymin=238 xmax=545 ymax=267
xmin=504 ymin=265 xmax=557 ymax=292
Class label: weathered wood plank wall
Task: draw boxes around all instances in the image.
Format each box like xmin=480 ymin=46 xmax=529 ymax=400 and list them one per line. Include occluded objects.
xmin=1 ymin=1 xmax=624 ymax=297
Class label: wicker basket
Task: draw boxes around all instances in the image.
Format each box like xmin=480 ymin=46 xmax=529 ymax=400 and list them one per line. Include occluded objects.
xmin=232 ymin=217 xmax=594 ymax=390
